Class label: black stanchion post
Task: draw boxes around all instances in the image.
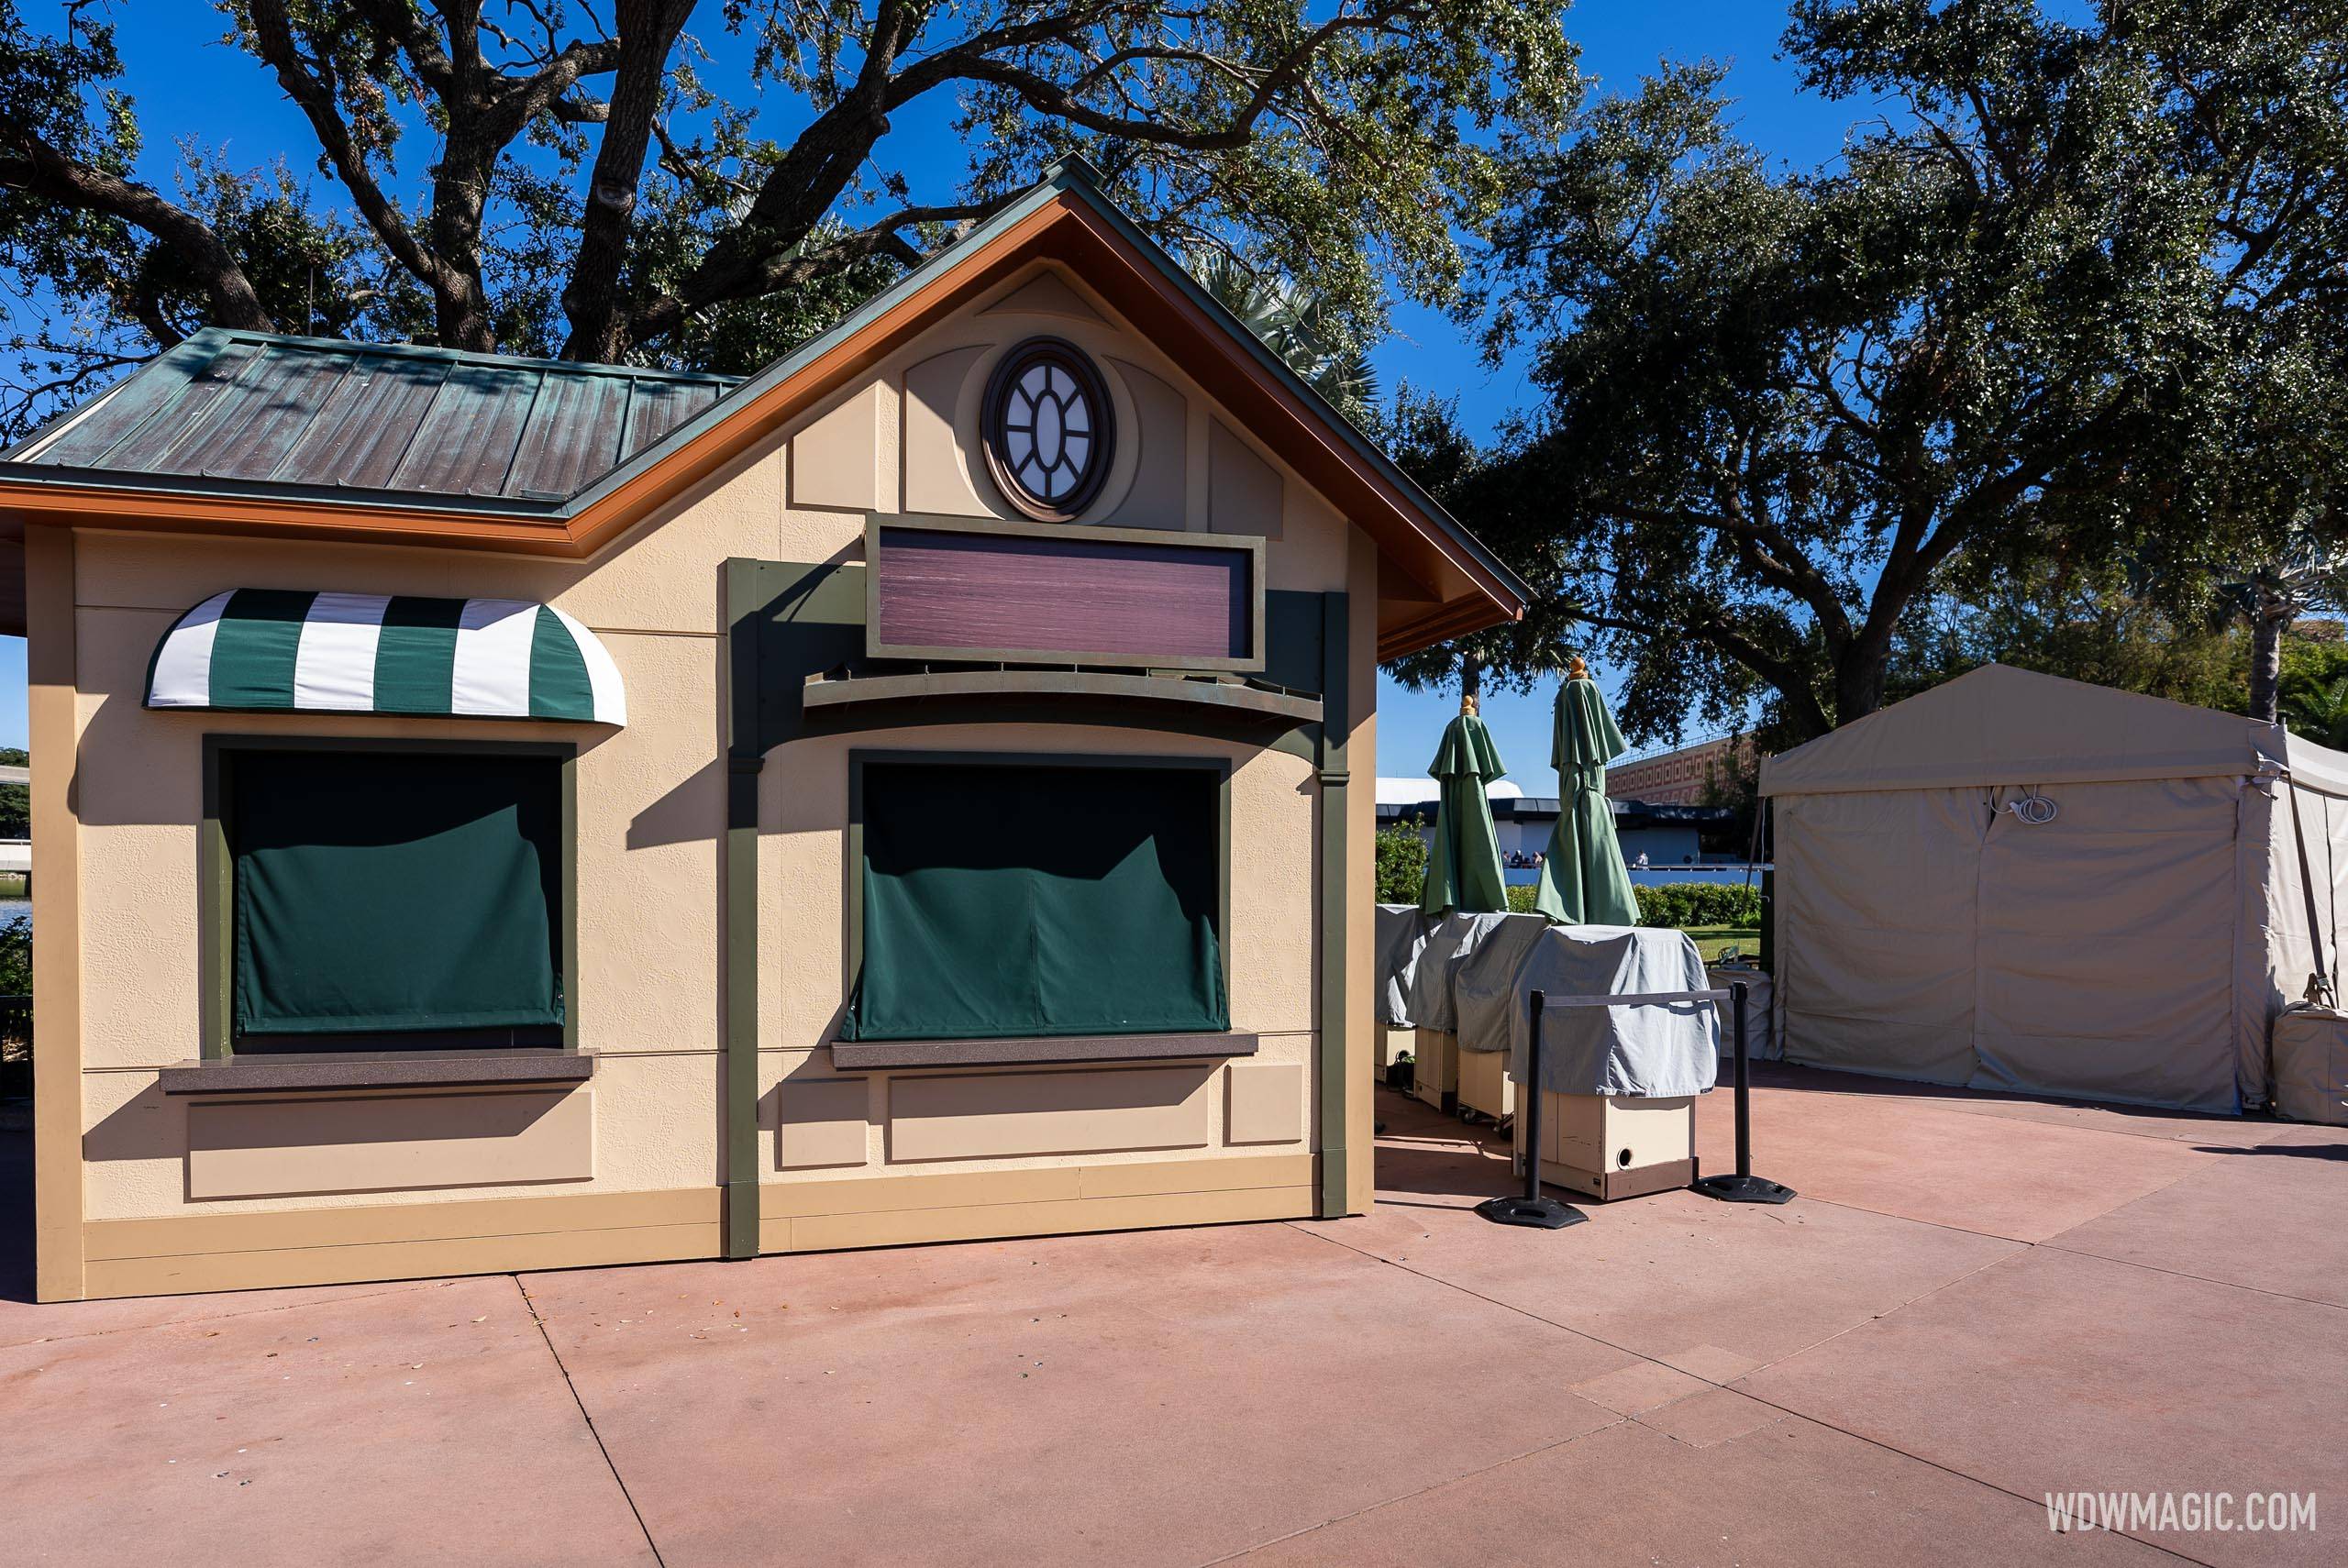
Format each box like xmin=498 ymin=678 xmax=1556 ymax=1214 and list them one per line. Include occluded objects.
xmin=1693 ymin=978 xmax=1796 ymax=1204
xmin=1476 ymin=988 xmax=1589 ymax=1230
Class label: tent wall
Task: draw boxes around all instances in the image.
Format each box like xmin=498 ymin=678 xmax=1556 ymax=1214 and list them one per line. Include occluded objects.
xmin=1773 ymin=789 xmax=1983 ymax=1085
xmin=1776 ymin=778 xmax=2253 ymax=1114
xmin=1969 ymin=777 xmax=2243 ymax=1112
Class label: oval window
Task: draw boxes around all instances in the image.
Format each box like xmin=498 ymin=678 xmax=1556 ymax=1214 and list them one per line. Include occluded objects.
xmin=983 ymin=338 xmax=1114 ymax=521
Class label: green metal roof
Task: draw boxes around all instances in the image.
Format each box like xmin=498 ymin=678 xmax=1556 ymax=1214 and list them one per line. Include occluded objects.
xmin=3 ymin=332 xmax=735 ymax=511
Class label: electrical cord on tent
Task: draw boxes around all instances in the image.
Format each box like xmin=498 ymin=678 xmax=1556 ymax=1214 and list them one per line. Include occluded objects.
xmin=1997 ymin=788 xmax=2059 ymax=825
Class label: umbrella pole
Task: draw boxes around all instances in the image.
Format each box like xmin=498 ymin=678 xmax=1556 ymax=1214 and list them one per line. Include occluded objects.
xmin=1476 ymin=988 xmax=1589 ymax=1230
xmin=1693 ymin=980 xmax=1797 ymax=1205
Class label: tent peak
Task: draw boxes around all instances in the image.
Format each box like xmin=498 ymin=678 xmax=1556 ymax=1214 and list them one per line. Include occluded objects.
xmin=1761 ymin=664 xmax=2304 ymax=797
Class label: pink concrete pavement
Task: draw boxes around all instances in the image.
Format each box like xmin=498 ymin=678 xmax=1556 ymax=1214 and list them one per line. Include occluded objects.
xmin=3 ymin=1066 xmax=2342 ymax=1567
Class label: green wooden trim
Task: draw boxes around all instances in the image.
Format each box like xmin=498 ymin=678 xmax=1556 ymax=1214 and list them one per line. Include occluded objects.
xmin=160 ymin=1051 xmax=593 ymax=1095
xmin=559 ymin=753 xmax=579 ymax=1053
xmin=722 ymin=559 xmax=765 ymax=1261
xmin=200 ymin=739 xmax=230 ymax=1059
xmin=862 ymin=513 xmax=1268 ymax=673
xmin=844 ymin=748 xmax=1235 ymax=1023
xmin=831 ymin=1031 xmax=1257 ymax=1071
xmin=1315 ymin=591 xmax=1352 ymax=1219
xmin=804 ymin=668 xmax=1318 ymax=724
xmin=199 ymin=734 xmax=579 ymax=1062
xmin=807 ymin=689 xmax=1316 ymax=757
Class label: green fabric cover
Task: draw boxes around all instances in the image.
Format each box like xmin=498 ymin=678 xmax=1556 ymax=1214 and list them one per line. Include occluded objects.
xmin=847 ymin=763 xmax=1226 ymax=1041
xmin=527 ymin=605 xmax=594 ymax=719
xmin=371 ymin=596 xmax=466 ymax=713
xmin=208 ymin=589 xmax=316 ymax=709
xmin=1419 ymin=712 xmax=1510 ymax=915
xmin=1534 ymin=677 xmax=1642 ymax=926
xmin=232 ymin=751 xmax=564 ymax=1036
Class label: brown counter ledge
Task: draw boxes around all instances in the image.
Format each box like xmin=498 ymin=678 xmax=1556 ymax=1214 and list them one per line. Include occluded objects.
xmin=157 ymin=1050 xmax=595 ymax=1095
xmin=828 ymin=1032 xmax=1258 ymax=1071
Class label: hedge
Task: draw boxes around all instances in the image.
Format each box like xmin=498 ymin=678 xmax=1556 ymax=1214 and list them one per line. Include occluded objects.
xmin=1499 ymin=880 xmax=1757 ymax=927
xmin=1634 ymin=881 xmax=1761 ymax=929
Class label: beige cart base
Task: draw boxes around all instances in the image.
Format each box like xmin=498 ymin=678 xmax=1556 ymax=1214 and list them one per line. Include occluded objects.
xmin=1374 ymin=1022 xmax=1416 ymax=1083
xmin=1410 ymin=1028 xmax=1458 ymax=1113
xmin=1456 ymin=1045 xmax=1516 ymax=1122
xmin=1516 ymin=1088 xmax=1697 ymax=1202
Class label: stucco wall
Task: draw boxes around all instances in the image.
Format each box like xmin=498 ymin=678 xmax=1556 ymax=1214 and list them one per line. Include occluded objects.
xmin=57 ymin=260 xmax=1375 ymax=1260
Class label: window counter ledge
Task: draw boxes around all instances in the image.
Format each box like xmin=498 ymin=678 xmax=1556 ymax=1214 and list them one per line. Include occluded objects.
xmin=159 ymin=1051 xmax=593 ymax=1095
xmin=829 ymin=1032 xmax=1258 ymax=1071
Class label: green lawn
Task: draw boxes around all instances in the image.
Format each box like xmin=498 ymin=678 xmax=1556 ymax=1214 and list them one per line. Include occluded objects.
xmin=1685 ymin=925 xmax=1761 ymax=964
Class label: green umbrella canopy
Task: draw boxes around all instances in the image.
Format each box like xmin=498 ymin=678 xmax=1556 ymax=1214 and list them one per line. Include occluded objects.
xmin=1418 ymin=708 xmax=1511 ymax=916
xmin=1533 ymin=666 xmax=1643 ymax=926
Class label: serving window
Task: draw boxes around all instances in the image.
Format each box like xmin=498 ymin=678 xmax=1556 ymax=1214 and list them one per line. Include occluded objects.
xmin=208 ymin=741 xmax=573 ymax=1055
xmin=843 ymin=756 xmax=1229 ymax=1044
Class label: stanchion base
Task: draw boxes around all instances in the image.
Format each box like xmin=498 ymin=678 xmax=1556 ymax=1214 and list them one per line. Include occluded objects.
xmin=1692 ymin=1173 xmax=1797 ymax=1205
xmin=1475 ymin=1194 xmax=1589 ymax=1229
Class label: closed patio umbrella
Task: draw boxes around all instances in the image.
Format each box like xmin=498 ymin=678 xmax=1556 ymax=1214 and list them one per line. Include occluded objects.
xmin=1533 ymin=658 xmax=1642 ymax=926
xmin=1419 ymin=694 xmax=1510 ymax=915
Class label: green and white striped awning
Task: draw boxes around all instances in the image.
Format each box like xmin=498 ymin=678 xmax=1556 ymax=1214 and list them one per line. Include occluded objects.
xmin=147 ymin=590 xmax=626 ymax=725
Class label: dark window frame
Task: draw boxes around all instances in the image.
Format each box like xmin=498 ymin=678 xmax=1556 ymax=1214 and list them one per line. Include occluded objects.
xmin=981 ymin=337 xmax=1117 ymax=522
xmin=837 ymin=749 xmax=1246 ymax=1066
xmin=200 ymin=734 xmax=580 ymax=1062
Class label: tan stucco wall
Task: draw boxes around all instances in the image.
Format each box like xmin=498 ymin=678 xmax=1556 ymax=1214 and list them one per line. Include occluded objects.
xmin=50 ymin=259 xmax=1379 ymax=1290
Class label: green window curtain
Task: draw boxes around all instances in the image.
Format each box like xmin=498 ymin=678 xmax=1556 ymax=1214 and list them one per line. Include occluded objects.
xmin=231 ymin=751 xmax=564 ymax=1037
xmin=847 ymin=764 xmax=1226 ymax=1042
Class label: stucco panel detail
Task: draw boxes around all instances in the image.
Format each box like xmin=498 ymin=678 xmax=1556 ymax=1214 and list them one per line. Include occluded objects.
xmin=186 ymin=1086 xmax=594 ymax=1199
xmin=791 ymin=382 xmax=888 ymax=512
xmin=887 ymin=1066 xmax=1213 ymax=1162
xmin=1210 ymin=417 xmax=1283 ymax=540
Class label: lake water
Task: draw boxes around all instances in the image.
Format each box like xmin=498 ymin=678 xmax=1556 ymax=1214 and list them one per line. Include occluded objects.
xmin=0 ymin=900 xmax=28 ymax=929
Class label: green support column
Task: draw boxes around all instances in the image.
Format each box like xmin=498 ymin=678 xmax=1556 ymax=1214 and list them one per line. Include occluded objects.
xmin=1315 ymin=591 xmax=1352 ymax=1218
xmin=721 ymin=560 xmax=765 ymax=1260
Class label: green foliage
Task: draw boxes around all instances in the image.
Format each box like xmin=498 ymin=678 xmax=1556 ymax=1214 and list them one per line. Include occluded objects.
xmin=0 ymin=912 xmax=26 ymax=996
xmin=0 ymin=745 xmax=23 ymax=838
xmin=1634 ymin=882 xmax=1761 ymax=931
xmin=1493 ymin=880 xmax=1761 ymax=926
xmin=1888 ymin=567 xmax=2252 ymax=715
xmin=1423 ymin=3 xmax=2348 ymax=747
xmin=1 ymin=2 xmax=1583 ymax=432
xmin=2284 ymin=676 xmax=2348 ymax=749
xmin=1375 ymin=815 xmax=1430 ymax=905
xmin=2277 ymin=627 xmax=2348 ymax=745
xmin=1191 ymin=252 xmax=1379 ymax=423
xmin=0 ymin=4 xmax=415 ymax=425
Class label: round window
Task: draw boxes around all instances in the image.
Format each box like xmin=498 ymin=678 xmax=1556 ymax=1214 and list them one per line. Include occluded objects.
xmin=983 ymin=338 xmax=1114 ymax=521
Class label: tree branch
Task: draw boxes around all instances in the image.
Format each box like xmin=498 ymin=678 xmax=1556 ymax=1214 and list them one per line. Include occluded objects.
xmin=0 ymin=134 xmax=271 ymax=330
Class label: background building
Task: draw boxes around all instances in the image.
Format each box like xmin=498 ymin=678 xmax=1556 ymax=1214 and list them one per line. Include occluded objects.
xmin=1604 ymin=734 xmax=1756 ymax=806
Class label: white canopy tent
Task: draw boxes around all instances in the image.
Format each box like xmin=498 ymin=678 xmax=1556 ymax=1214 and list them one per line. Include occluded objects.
xmin=1760 ymin=664 xmax=2348 ymax=1113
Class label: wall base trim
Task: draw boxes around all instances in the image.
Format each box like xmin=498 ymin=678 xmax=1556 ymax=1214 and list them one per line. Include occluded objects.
xmin=68 ymin=1154 xmax=1321 ymax=1298
xmin=77 ymin=1187 xmax=722 ymax=1299
xmin=761 ymin=1151 xmax=1315 ymax=1252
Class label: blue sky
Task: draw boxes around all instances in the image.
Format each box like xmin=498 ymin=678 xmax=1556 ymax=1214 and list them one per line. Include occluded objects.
xmin=0 ymin=2 xmax=1862 ymax=771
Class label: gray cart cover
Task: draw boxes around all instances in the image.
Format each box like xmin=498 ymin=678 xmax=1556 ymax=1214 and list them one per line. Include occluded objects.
xmin=1373 ymin=904 xmax=1435 ymax=1025
xmin=1402 ymin=911 xmax=1550 ymax=1033
xmin=1486 ymin=926 xmax=1722 ymax=1098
